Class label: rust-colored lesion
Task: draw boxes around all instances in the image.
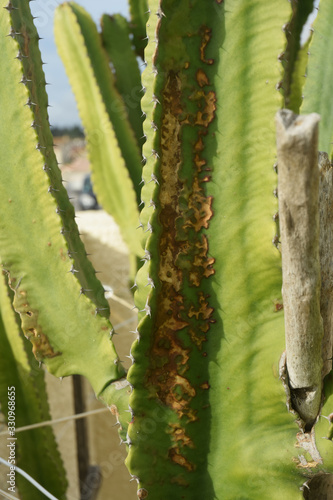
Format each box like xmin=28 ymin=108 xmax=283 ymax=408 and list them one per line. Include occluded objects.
xmin=188 ymin=292 xmax=214 ymax=321
xmin=21 ymin=24 xmax=30 ymax=57
xmin=7 ymin=275 xmax=62 ymax=360
xmin=145 ymin=58 xmax=216 ymax=469
xmin=184 ymin=178 xmax=213 ymax=232
xmin=137 ymin=488 xmax=149 ymax=500
xmin=199 ymin=27 xmax=214 ymax=65
xmin=188 ymin=235 xmax=215 ymax=286
xmin=196 ymin=69 xmax=210 ymax=88
xmin=168 ymin=421 xmax=196 ymax=474
xmin=27 ymin=327 xmax=61 ymax=360
xmin=194 ymin=91 xmax=216 ymax=127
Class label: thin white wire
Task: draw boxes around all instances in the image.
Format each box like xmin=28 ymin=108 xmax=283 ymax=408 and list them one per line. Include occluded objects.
xmin=113 ymin=315 xmax=137 ymax=330
xmin=109 ymin=293 xmax=135 ymax=310
xmin=0 ymin=488 xmax=19 ymax=500
xmin=0 ymin=457 xmax=59 ymax=500
xmin=0 ymin=407 xmax=109 ymax=436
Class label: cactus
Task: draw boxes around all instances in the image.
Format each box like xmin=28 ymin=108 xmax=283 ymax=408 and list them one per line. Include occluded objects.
xmin=1 ymin=0 xmax=333 ymax=499
xmin=0 ymin=272 xmax=67 ymax=499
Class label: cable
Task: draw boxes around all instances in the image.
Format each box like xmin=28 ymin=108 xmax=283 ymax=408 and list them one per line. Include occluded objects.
xmin=0 ymin=488 xmax=19 ymax=500
xmin=0 ymin=457 xmax=58 ymax=500
xmin=0 ymin=407 xmax=109 ymax=436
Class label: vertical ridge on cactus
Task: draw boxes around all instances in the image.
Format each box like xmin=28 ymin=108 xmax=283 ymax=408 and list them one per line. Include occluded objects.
xmin=54 ymin=2 xmax=142 ymax=259
xmin=101 ymin=13 xmax=144 ymax=151
xmin=128 ymin=0 xmax=149 ymax=59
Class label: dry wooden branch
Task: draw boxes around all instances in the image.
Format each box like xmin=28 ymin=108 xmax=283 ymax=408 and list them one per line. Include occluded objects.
xmin=276 ymin=109 xmax=323 ymax=427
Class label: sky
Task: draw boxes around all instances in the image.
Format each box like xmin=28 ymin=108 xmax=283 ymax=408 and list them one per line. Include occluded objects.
xmin=30 ymin=1 xmax=129 ymax=127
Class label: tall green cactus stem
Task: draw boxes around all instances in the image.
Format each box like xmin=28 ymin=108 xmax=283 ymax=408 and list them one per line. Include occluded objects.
xmin=128 ymin=0 xmax=149 ymax=59
xmin=54 ymin=3 xmax=142 ymax=260
xmin=0 ymin=0 xmax=125 ymax=403
xmin=101 ymin=13 xmax=144 ymax=150
xmin=281 ymin=0 xmax=314 ymax=112
xmin=127 ymin=1 xmax=220 ymax=495
xmin=301 ymin=0 xmax=333 ymax=155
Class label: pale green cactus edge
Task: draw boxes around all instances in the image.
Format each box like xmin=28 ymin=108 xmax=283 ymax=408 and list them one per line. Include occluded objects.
xmin=0 ymin=0 xmax=129 ymax=428
xmin=0 ymin=272 xmax=68 ymax=499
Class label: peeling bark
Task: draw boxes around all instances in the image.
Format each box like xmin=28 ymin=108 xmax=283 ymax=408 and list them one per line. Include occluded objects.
xmin=276 ymin=109 xmax=323 ymax=427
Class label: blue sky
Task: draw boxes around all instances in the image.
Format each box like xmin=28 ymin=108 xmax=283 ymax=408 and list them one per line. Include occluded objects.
xmin=30 ymin=1 xmax=129 ymax=127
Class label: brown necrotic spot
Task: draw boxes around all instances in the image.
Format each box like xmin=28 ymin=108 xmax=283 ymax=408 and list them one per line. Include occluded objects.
xmin=194 ymin=91 xmax=216 ymax=127
xmin=26 ymin=327 xmax=37 ymax=338
xmin=196 ymin=69 xmax=210 ymax=87
xmin=168 ymin=447 xmax=195 ymax=472
xmin=11 ymin=282 xmax=61 ymax=360
xmin=31 ymin=331 xmax=61 ymax=360
xmin=199 ymin=27 xmax=214 ymax=65
xmin=137 ymin=488 xmax=148 ymax=499
xmin=274 ymin=302 xmax=284 ymax=312
xmin=168 ymin=424 xmax=196 ymax=471
xmin=188 ymin=293 xmax=214 ymax=321
xmin=184 ymin=178 xmax=213 ymax=232
xmin=145 ymin=61 xmax=216 ymax=470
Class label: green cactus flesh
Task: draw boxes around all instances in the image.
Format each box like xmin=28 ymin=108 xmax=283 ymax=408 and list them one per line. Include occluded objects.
xmin=125 ymin=1 xmax=333 ymax=498
xmin=128 ymin=0 xmax=149 ymax=59
xmin=101 ymin=13 xmax=144 ymax=152
xmin=0 ymin=272 xmax=67 ymax=499
xmin=281 ymin=0 xmax=314 ymax=112
xmin=54 ymin=3 xmax=142 ymax=258
xmin=301 ymin=0 xmax=333 ymax=156
xmin=0 ymin=0 xmax=125 ymax=399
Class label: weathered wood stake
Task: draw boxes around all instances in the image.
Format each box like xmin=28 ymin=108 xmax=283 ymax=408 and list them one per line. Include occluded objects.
xmin=276 ymin=109 xmax=323 ymax=427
